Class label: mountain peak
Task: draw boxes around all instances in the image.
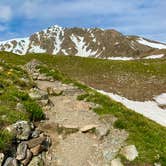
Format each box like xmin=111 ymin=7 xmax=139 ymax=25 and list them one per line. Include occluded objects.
xmin=0 ymin=25 xmax=166 ymax=59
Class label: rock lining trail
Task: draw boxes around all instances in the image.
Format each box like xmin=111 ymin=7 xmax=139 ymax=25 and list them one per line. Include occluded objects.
xmin=25 ymin=60 xmax=138 ymax=166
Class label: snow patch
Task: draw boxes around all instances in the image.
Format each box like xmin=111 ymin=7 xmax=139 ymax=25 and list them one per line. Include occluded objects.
xmin=29 ymin=44 xmax=46 ymax=53
xmin=70 ymin=34 xmax=98 ymax=57
xmin=144 ymin=54 xmax=165 ymax=59
xmin=97 ymin=90 xmax=166 ymax=127
xmin=107 ymin=57 xmax=134 ymax=60
xmin=137 ymin=38 xmax=166 ymax=49
xmin=0 ymin=37 xmax=30 ymax=55
xmin=53 ymin=26 xmax=64 ymax=54
xmin=154 ymin=93 xmax=166 ymax=106
xmin=61 ymin=49 xmax=68 ymax=55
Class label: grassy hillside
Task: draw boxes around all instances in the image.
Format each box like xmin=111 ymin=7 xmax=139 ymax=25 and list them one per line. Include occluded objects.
xmin=0 ymin=57 xmax=44 ymax=151
xmin=1 ymin=51 xmax=166 ymax=100
xmin=0 ymin=52 xmax=166 ymax=165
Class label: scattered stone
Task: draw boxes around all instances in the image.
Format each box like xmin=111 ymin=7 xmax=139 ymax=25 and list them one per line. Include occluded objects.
xmin=120 ymin=145 xmax=138 ymax=161
xmin=47 ymin=87 xmax=63 ymax=96
xmin=3 ymin=157 xmax=18 ymax=166
xmin=21 ymin=149 xmax=33 ymax=166
xmin=0 ymin=153 xmax=4 ymax=166
xmin=16 ymin=103 xmax=26 ymax=112
xmin=16 ymin=142 xmax=28 ymax=160
xmin=102 ymin=149 xmax=118 ymax=162
xmin=39 ymin=99 xmax=49 ymax=106
xmin=80 ymin=124 xmax=98 ymax=133
xmin=154 ymin=162 xmax=161 ymax=166
xmin=29 ymin=88 xmax=48 ymax=100
xmin=95 ymin=124 xmax=109 ymax=139
xmin=28 ymin=156 xmax=44 ymax=166
xmin=6 ymin=121 xmax=33 ymax=140
xmin=111 ymin=158 xmax=124 ymax=166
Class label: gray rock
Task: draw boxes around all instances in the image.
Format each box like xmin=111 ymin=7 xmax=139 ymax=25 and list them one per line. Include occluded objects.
xmin=95 ymin=124 xmax=109 ymax=139
xmin=29 ymin=89 xmax=48 ymax=100
xmin=3 ymin=157 xmax=18 ymax=166
xmin=16 ymin=142 xmax=28 ymax=160
xmin=21 ymin=149 xmax=33 ymax=166
xmin=25 ymin=136 xmax=47 ymax=149
xmin=47 ymin=87 xmax=63 ymax=96
xmin=120 ymin=145 xmax=138 ymax=161
xmin=103 ymin=149 xmax=118 ymax=162
xmin=16 ymin=103 xmax=26 ymax=112
xmin=0 ymin=153 xmax=4 ymax=166
xmin=28 ymin=156 xmax=44 ymax=166
xmin=39 ymin=99 xmax=49 ymax=106
xmin=80 ymin=124 xmax=98 ymax=133
xmin=6 ymin=121 xmax=33 ymax=140
xmin=111 ymin=158 xmax=123 ymax=166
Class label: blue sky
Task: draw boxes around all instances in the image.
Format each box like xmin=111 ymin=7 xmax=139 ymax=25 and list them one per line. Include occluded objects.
xmin=0 ymin=0 xmax=166 ymax=42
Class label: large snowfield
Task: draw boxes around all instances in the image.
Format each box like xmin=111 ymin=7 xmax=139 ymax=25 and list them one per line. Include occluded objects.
xmin=97 ymin=90 xmax=166 ymax=127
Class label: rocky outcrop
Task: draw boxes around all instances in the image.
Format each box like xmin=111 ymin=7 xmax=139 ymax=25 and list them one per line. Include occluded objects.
xmin=1 ymin=25 xmax=166 ymax=59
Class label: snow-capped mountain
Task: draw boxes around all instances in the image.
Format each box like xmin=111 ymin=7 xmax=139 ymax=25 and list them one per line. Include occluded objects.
xmin=0 ymin=25 xmax=166 ymax=59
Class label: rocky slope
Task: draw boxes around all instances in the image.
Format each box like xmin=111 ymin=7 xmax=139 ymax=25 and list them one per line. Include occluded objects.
xmin=0 ymin=25 xmax=166 ymax=59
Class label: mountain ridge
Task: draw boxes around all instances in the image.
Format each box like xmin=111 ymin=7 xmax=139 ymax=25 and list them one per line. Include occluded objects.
xmin=0 ymin=25 xmax=166 ymax=59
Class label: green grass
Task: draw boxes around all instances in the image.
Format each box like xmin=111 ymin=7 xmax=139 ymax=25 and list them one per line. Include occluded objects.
xmin=77 ymin=91 xmax=166 ymax=165
xmin=37 ymin=63 xmax=166 ymax=165
xmin=0 ymin=59 xmax=44 ymax=152
xmin=0 ymin=52 xmax=166 ymax=164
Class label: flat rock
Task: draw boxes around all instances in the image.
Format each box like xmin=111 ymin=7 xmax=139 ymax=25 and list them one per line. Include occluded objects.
xmin=16 ymin=142 xmax=28 ymax=160
xmin=111 ymin=158 xmax=124 ymax=166
xmin=80 ymin=124 xmax=98 ymax=132
xmin=120 ymin=145 xmax=138 ymax=161
xmin=25 ymin=136 xmax=47 ymax=149
xmin=3 ymin=157 xmax=18 ymax=166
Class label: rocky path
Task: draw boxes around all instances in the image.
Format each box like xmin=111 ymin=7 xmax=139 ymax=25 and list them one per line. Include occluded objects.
xmin=35 ymin=79 xmax=135 ymax=166
xmin=23 ymin=60 xmax=139 ymax=166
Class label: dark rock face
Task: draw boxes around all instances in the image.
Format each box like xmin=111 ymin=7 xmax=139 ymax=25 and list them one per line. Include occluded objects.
xmin=1 ymin=25 xmax=166 ymax=58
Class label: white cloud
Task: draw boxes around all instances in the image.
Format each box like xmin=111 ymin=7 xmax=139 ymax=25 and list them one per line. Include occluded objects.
xmin=0 ymin=5 xmax=12 ymax=21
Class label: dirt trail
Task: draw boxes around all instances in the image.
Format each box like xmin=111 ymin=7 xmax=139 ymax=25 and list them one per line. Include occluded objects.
xmin=35 ymin=79 xmax=128 ymax=166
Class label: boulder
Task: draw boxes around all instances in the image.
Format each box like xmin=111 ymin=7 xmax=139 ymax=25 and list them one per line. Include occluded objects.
xmin=28 ymin=156 xmax=44 ymax=166
xmin=111 ymin=158 xmax=123 ymax=166
xmin=16 ymin=142 xmax=28 ymax=161
xmin=21 ymin=149 xmax=33 ymax=166
xmin=6 ymin=121 xmax=33 ymax=140
xmin=3 ymin=157 xmax=18 ymax=166
xmin=120 ymin=145 xmax=138 ymax=161
xmin=28 ymin=89 xmax=48 ymax=100
xmin=0 ymin=153 xmax=4 ymax=166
